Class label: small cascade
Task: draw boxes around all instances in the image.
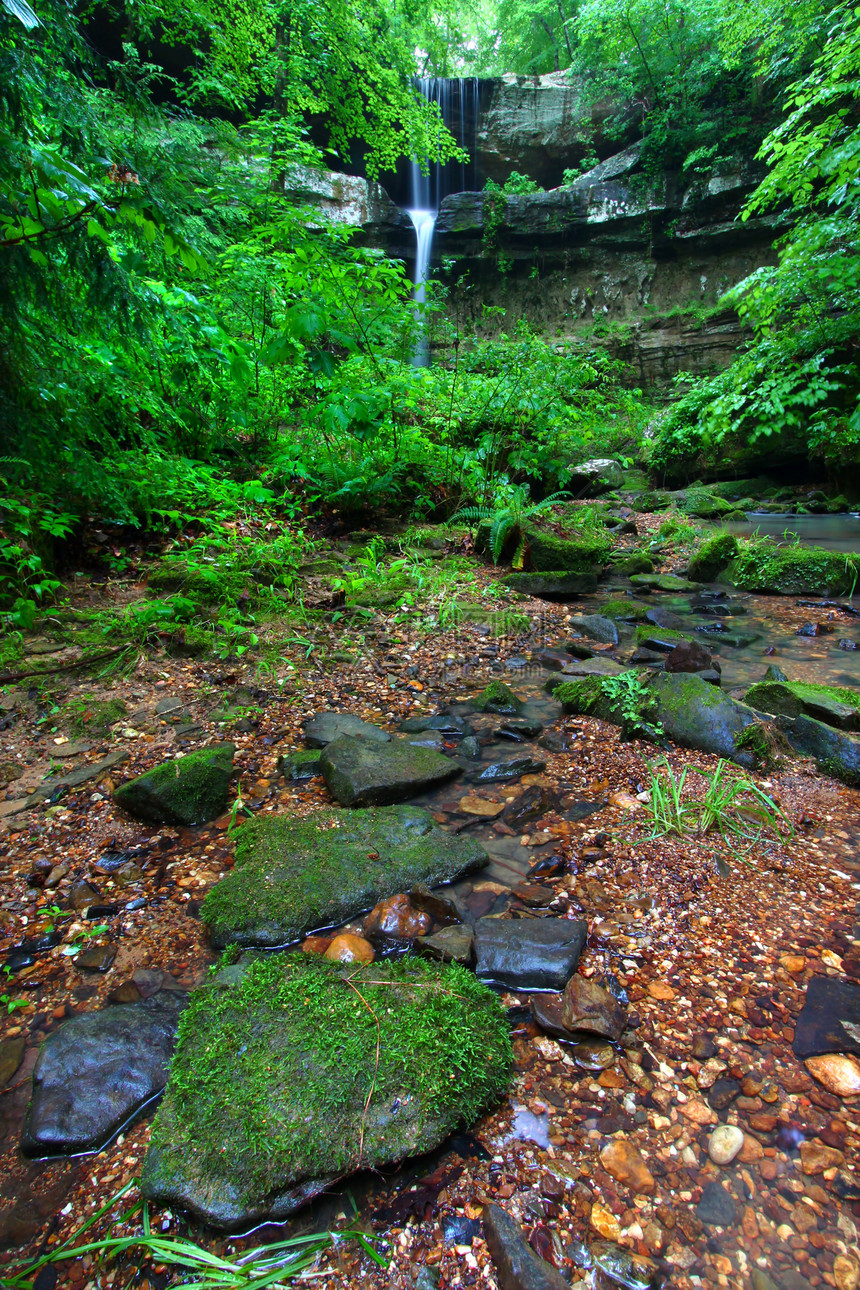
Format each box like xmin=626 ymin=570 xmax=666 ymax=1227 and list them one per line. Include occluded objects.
xmin=407 ymin=77 xmax=480 ymax=367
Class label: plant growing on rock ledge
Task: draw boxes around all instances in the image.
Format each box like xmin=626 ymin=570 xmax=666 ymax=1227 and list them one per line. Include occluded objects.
xmin=451 ymin=485 xmax=570 ymax=565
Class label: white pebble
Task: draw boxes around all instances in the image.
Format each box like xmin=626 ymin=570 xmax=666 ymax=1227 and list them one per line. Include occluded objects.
xmin=708 ymin=1124 xmax=744 ymax=1165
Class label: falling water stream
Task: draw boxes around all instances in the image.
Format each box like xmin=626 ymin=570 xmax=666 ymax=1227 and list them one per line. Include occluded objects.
xmin=406 ymin=78 xmax=479 ymax=366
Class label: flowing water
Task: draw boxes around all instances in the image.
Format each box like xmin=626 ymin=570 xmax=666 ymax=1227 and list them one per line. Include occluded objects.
xmin=725 ymin=511 xmax=860 ymax=552
xmin=406 ymin=78 xmax=480 ymax=366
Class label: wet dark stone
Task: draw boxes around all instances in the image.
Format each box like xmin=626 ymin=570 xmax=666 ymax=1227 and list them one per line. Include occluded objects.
xmin=707 ymin=1077 xmax=741 ymax=1110
xmin=527 ymin=854 xmax=567 ymax=880
xmin=320 ymin=734 xmax=461 ymax=807
xmin=21 ymin=991 xmax=187 ymax=1155
xmin=420 ymin=924 xmax=475 ymax=965
xmin=87 ymin=903 xmax=120 ymax=918
xmin=400 ymin=714 xmax=470 ymax=735
xmin=691 ymin=1033 xmax=717 ymax=1060
xmin=792 ymin=974 xmax=860 ymax=1059
xmin=443 ymin=1215 xmax=482 ymax=1245
xmin=483 ymin=1203 xmax=570 ymax=1290
xmin=475 ymin=917 xmax=587 ymax=991
xmin=664 ymin=640 xmax=717 ymax=675
xmin=76 ymin=944 xmax=117 ymax=973
xmin=499 ymin=719 xmax=544 ymax=739
xmin=304 ymin=712 xmax=390 ymax=748
xmin=469 ymin=757 xmax=547 ymax=784
xmin=538 ymin=730 xmax=578 ymax=753
xmin=838 ymin=639 xmax=859 ymax=651
xmin=530 ymin=993 xmax=568 ymax=1038
xmin=279 ymin=750 xmax=322 ymax=781
xmin=566 ymin=801 xmax=607 ymax=822
xmin=797 ymin=622 xmax=828 ymax=637
xmin=696 ymin=1181 xmax=737 ymax=1226
xmin=459 ymin=736 xmax=481 ymax=759
xmin=533 ymin=648 xmax=572 ymax=671
xmin=503 ymin=786 xmax=561 ymax=829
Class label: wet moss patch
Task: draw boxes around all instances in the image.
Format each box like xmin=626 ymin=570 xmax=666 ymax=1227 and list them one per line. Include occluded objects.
xmin=112 ymin=743 xmax=235 ymax=826
xmin=744 ymin=680 xmax=860 ymax=731
xmin=202 ymin=804 xmax=488 ymax=949
xmin=688 ymin=532 xmax=739 ymax=583
xmin=140 ymin=954 xmax=512 ymax=1228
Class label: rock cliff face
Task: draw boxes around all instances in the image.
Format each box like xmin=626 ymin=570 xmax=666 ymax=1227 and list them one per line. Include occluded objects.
xmin=433 ymin=156 xmax=779 ymax=382
xmin=291 ymin=75 xmax=781 ymax=386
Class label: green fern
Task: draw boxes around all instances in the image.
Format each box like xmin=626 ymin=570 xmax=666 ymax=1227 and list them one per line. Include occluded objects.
xmin=450 ymin=486 xmax=571 ymax=566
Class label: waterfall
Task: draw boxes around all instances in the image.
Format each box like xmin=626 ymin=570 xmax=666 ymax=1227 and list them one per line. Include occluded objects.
xmin=407 ymin=77 xmax=480 ymax=367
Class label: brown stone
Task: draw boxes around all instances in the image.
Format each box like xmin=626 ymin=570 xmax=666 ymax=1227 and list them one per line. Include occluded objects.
xmin=563 ymin=975 xmax=627 ymax=1041
xmin=738 ymin=1136 xmax=764 ymax=1163
xmin=600 ymin=1139 xmax=655 ymax=1195
xmin=834 ymin=1256 xmax=860 ymax=1290
xmin=324 ymin=933 xmax=374 ymax=964
xmin=805 ymin=1053 xmax=860 ymax=1097
xmin=590 ymin=1202 xmax=622 ymax=1241
xmin=799 ymin=1140 xmax=845 ymax=1175
xmin=364 ymin=893 xmax=432 ymax=941
xmin=302 ymin=934 xmax=334 ymax=955
xmin=647 ymin=980 xmax=676 ymax=1000
xmin=779 ymin=954 xmax=806 ymax=975
xmin=680 ymin=1099 xmax=718 ymax=1126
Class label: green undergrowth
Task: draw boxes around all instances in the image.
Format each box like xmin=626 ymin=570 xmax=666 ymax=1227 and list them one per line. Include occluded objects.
xmin=143 ymin=954 xmax=512 ymax=1210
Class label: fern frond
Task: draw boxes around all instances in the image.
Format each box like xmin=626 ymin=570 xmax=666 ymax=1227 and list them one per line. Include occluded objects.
xmin=448 ymin=507 xmax=493 ymax=525
xmin=512 ymin=534 xmax=527 ymax=570
xmin=528 ymin=490 xmax=571 ymax=514
xmin=490 ymin=514 xmax=515 ymax=564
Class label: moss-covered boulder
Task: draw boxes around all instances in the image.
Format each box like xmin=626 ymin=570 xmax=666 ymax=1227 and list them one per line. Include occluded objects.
xmin=648 ymin=674 xmax=759 ymax=765
xmin=743 ymin=681 xmax=860 ymax=732
xmin=784 ymin=716 xmax=860 ymax=786
xmin=202 ymin=805 xmax=487 ymax=949
xmin=726 ymin=541 xmax=858 ymax=595
xmin=470 ymin=681 xmax=524 ymax=715
xmin=320 ymin=734 xmax=461 ymax=807
xmin=524 ymin=527 xmax=611 ymax=573
xmin=598 ymin=599 xmax=650 ymax=622
xmin=569 ymin=614 xmax=620 ymax=645
xmin=140 ymin=954 xmax=511 ymax=1228
xmin=503 ymin=570 xmax=599 ymax=599
xmin=634 ymin=624 xmax=695 ymax=651
xmin=611 ymin=551 xmax=655 ymax=575
xmin=629 ymin=573 xmax=698 ymax=593
xmin=688 ymin=533 xmax=739 ymax=583
xmin=675 ymin=489 xmax=740 ymax=520
xmin=552 ymin=676 xmax=619 ymax=721
xmin=112 ymin=743 xmax=234 ymax=826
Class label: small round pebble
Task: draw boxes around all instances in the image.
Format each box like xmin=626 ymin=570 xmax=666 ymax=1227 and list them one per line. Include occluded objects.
xmin=708 ymin=1124 xmax=745 ymax=1165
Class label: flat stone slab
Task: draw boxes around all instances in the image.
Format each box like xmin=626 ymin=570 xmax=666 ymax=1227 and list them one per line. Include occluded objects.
xmin=203 ymin=804 xmax=489 ymax=949
xmin=140 ymin=955 xmax=511 ymax=1229
xmin=793 ymin=975 xmax=860 ymax=1060
xmin=503 ymin=571 xmax=599 ymax=599
xmin=320 ymin=734 xmax=461 ymax=807
xmin=303 ymin=713 xmax=390 ymax=748
xmin=21 ymin=991 xmax=186 ymax=1156
xmin=474 ymin=917 xmax=587 ymax=991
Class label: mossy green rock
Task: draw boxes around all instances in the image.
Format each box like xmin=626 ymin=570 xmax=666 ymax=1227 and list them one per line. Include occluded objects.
xmin=320 ymin=734 xmax=461 ymax=807
xmin=676 ymin=489 xmax=739 ymax=519
xmin=611 ymin=552 xmax=655 ymax=575
xmin=202 ymin=804 xmax=488 ymax=949
xmin=784 ymin=716 xmax=860 ymax=786
xmin=503 ymin=570 xmax=599 ymax=599
xmin=552 ymin=676 xmax=618 ymax=721
xmin=112 ymin=743 xmax=235 ymax=826
xmin=278 ymin=749 xmax=322 ymax=781
xmin=629 ymin=573 xmax=698 ymax=593
xmin=470 ymin=681 xmax=524 ymax=715
xmin=743 ymin=681 xmax=860 ymax=731
xmin=524 ymin=527 xmax=611 ymax=573
xmin=648 ymin=674 xmax=759 ymax=765
xmin=688 ymin=533 xmax=739 ymax=583
xmin=726 ymin=542 xmax=857 ymax=595
xmin=140 ymin=954 xmax=511 ymax=1228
